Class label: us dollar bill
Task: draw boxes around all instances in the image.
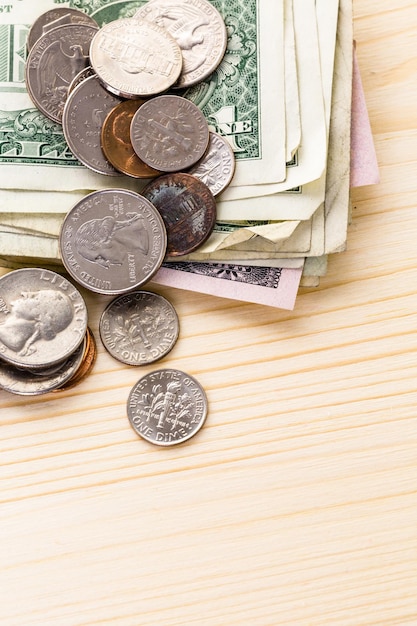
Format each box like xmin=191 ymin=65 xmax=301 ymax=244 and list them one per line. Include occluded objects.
xmin=0 ymin=0 xmax=286 ymax=192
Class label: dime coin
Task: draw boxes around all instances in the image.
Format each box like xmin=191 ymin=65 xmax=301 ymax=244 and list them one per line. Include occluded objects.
xmin=62 ymin=74 xmax=123 ymax=176
xmin=142 ymin=172 xmax=216 ymax=256
xmin=89 ymin=18 xmax=183 ymax=98
xmin=187 ymin=131 xmax=236 ymax=196
xmin=60 ymin=189 xmax=167 ymax=295
xmin=54 ymin=327 xmax=97 ymax=391
xmin=130 ymin=94 xmax=209 ymax=172
xmin=25 ymin=23 xmax=99 ymax=123
xmin=0 ymin=268 xmax=88 ymax=370
xmin=135 ymin=0 xmax=227 ymax=88
xmin=0 ymin=334 xmax=87 ymax=396
xmin=99 ymin=290 xmax=179 ymax=365
xmin=27 ymin=8 xmax=99 ymax=51
xmin=127 ymin=368 xmax=208 ymax=446
xmin=68 ymin=65 xmax=96 ymax=94
xmin=101 ymin=100 xmax=161 ymax=179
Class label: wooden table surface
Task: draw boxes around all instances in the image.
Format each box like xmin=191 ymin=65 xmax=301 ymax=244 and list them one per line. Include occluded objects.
xmin=1 ymin=1 xmax=417 ymax=624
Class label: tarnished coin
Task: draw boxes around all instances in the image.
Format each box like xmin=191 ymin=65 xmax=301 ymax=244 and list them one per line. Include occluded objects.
xmin=0 ymin=268 xmax=88 ymax=370
xmin=101 ymin=100 xmax=161 ymax=179
xmin=89 ymin=18 xmax=183 ymax=98
xmin=25 ymin=23 xmax=99 ymax=123
xmin=68 ymin=65 xmax=96 ymax=94
xmin=27 ymin=8 xmax=99 ymax=51
xmin=127 ymin=368 xmax=208 ymax=446
xmin=0 ymin=333 xmax=87 ymax=396
xmin=60 ymin=189 xmax=167 ymax=295
xmin=62 ymin=74 xmax=123 ymax=176
xmin=142 ymin=172 xmax=216 ymax=256
xmin=99 ymin=291 xmax=179 ymax=365
xmin=135 ymin=0 xmax=227 ymax=88
xmin=187 ymin=131 xmax=236 ymax=196
xmin=130 ymin=94 xmax=209 ymax=172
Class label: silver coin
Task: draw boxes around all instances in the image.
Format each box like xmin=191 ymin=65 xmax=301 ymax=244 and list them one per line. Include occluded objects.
xmin=27 ymin=8 xmax=99 ymax=51
xmin=0 ymin=268 xmax=88 ymax=370
xmin=60 ymin=189 xmax=167 ymax=295
xmin=89 ymin=18 xmax=183 ymax=98
xmin=68 ymin=65 xmax=96 ymax=94
xmin=130 ymin=94 xmax=209 ymax=172
xmin=25 ymin=23 xmax=99 ymax=123
xmin=135 ymin=0 xmax=227 ymax=89
xmin=187 ymin=131 xmax=236 ymax=196
xmin=99 ymin=291 xmax=179 ymax=366
xmin=0 ymin=333 xmax=86 ymax=396
xmin=127 ymin=368 xmax=208 ymax=446
xmin=62 ymin=74 xmax=123 ymax=176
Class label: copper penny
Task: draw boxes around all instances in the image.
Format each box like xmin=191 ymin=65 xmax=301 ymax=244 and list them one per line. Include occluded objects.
xmin=142 ymin=172 xmax=216 ymax=256
xmin=101 ymin=100 xmax=161 ymax=179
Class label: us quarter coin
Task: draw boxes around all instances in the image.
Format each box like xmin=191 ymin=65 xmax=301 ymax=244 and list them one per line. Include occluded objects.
xmin=135 ymin=0 xmax=227 ymax=88
xmin=187 ymin=131 xmax=236 ymax=196
xmin=62 ymin=74 xmax=123 ymax=176
xmin=89 ymin=18 xmax=183 ymax=98
xmin=25 ymin=23 xmax=99 ymax=123
xmin=27 ymin=8 xmax=99 ymax=51
xmin=60 ymin=189 xmax=167 ymax=295
xmin=101 ymin=99 xmax=161 ymax=179
xmin=127 ymin=368 xmax=208 ymax=446
xmin=0 ymin=268 xmax=88 ymax=370
xmin=99 ymin=291 xmax=179 ymax=365
xmin=142 ymin=172 xmax=216 ymax=256
xmin=130 ymin=94 xmax=209 ymax=172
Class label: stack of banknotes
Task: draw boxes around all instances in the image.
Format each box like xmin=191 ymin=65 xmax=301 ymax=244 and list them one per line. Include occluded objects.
xmin=0 ymin=0 xmax=378 ymax=309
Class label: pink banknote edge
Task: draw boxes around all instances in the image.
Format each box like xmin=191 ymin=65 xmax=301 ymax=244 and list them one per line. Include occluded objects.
xmin=152 ymin=264 xmax=303 ymax=310
xmin=350 ymin=45 xmax=380 ymax=187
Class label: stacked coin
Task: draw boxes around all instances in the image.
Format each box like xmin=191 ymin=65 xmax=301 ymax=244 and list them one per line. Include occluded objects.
xmin=21 ymin=7 xmax=216 ymax=437
xmin=0 ymin=268 xmax=95 ymax=395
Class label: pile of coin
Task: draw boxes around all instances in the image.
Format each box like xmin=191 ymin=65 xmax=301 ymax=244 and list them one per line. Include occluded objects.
xmin=25 ymin=5 xmax=234 ymax=269
xmin=0 ymin=268 xmax=95 ymax=396
xmin=19 ymin=5 xmax=222 ymax=442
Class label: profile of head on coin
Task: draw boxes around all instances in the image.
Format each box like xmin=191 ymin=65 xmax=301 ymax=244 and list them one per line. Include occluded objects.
xmin=130 ymin=94 xmax=209 ymax=172
xmin=27 ymin=8 xmax=99 ymax=51
xmin=99 ymin=291 xmax=179 ymax=366
xmin=62 ymin=74 xmax=124 ymax=176
xmin=89 ymin=18 xmax=183 ymax=98
xmin=0 ymin=268 xmax=88 ymax=370
xmin=60 ymin=189 xmax=167 ymax=295
xmin=187 ymin=131 xmax=236 ymax=196
xmin=134 ymin=0 xmax=227 ymax=89
xmin=127 ymin=369 xmax=208 ymax=446
xmin=25 ymin=23 xmax=99 ymax=124
xmin=142 ymin=172 xmax=217 ymax=256
xmin=101 ymin=99 xmax=162 ymax=179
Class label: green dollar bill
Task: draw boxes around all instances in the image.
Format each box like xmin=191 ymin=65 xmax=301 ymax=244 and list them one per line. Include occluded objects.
xmin=0 ymin=0 xmax=286 ymax=191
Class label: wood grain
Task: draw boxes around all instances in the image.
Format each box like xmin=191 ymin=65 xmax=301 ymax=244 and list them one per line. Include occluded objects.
xmin=1 ymin=2 xmax=417 ymax=624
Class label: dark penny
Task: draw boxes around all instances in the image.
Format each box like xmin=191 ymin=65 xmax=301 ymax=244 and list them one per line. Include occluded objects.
xmin=142 ymin=172 xmax=217 ymax=256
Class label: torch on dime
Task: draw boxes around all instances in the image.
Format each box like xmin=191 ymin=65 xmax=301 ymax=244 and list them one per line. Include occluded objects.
xmin=127 ymin=369 xmax=208 ymax=446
